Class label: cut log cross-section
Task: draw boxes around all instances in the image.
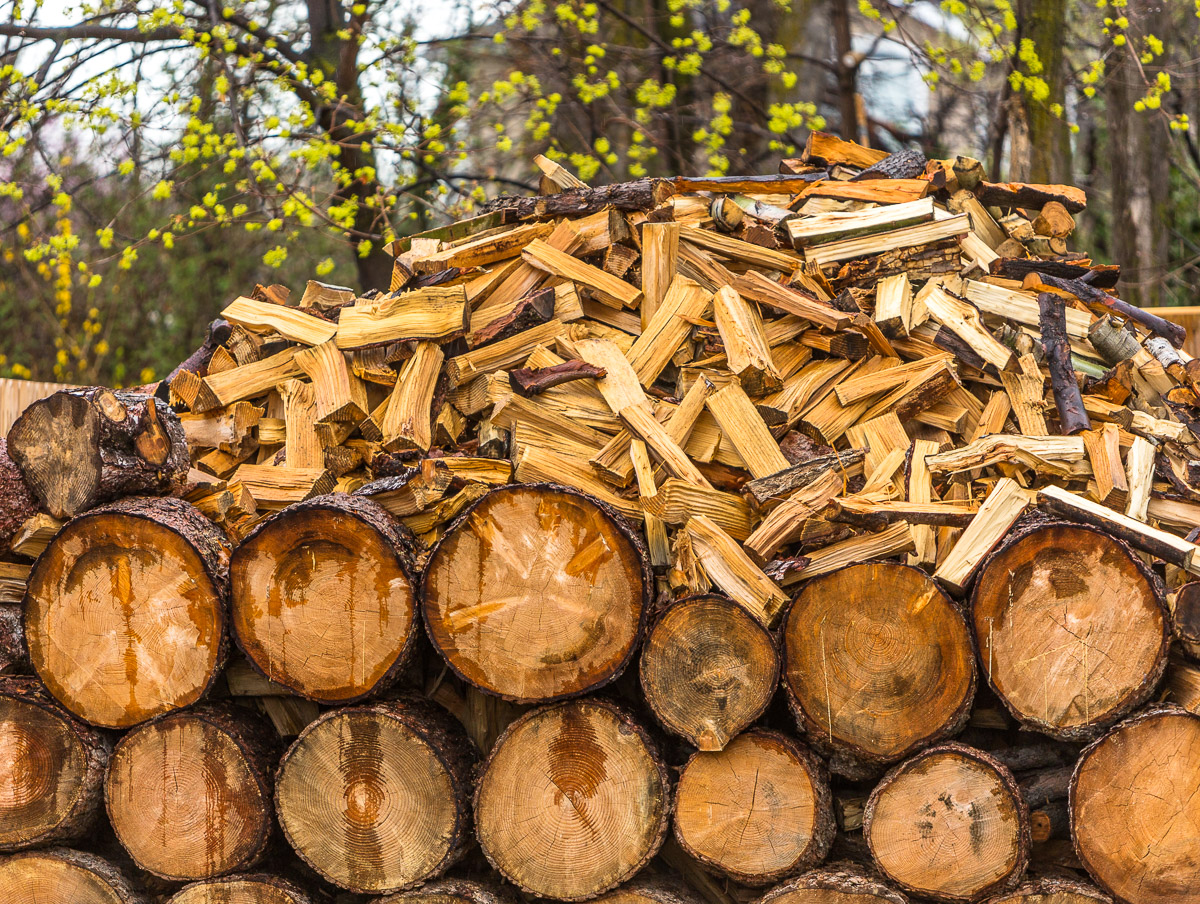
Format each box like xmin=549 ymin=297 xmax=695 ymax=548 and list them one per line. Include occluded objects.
xmin=985 ymin=880 xmax=1114 ymax=904
xmin=757 ymin=866 xmax=911 ymax=904
xmin=231 ymin=494 xmax=418 ymax=703
xmin=475 ymin=699 xmax=670 ymax=900
xmin=0 ymin=848 xmax=149 ymax=904
xmin=378 ymin=878 xmax=520 ymax=904
xmin=423 ymin=484 xmax=649 ymax=702
xmin=24 ymin=496 xmax=230 ymax=728
xmin=105 ymin=703 xmax=278 ymax=881
xmin=592 ymin=878 xmax=706 ymax=904
xmin=7 ymin=388 xmax=190 ymax=520
xmin=971 ymin=522 xmax=1169 ymax=740
xmin=782 ymin=562 xmax=976 ymax=778
xmin=274 ymin=696 xmax=476 ymax=895
xmin=864 ymin=744 xmax=1030 ymax=903
xmin=0 ymin=677 xmax=109 ymax=852
xmin=639 ymin=594 xmax=779 ymax=751
xmin=166 ymin=875 xmax=317 ymax=904
xmin=673 ymin=729 xmax=834 ymax=885
xmin=1070 ymin=705 xmax=1200 ymax=904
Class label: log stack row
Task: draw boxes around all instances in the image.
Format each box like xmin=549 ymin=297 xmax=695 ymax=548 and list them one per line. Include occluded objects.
xmin=2 ymin=133 xmax=1200 ymax=904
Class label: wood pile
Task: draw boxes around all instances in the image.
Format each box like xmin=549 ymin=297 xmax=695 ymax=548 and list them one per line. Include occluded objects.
xmin=5 ymin=133 xmax=1200 ymax=904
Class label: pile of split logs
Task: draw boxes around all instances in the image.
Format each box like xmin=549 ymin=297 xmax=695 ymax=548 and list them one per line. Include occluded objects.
xmin=4 ymin=132 xmax=1200 ymax=904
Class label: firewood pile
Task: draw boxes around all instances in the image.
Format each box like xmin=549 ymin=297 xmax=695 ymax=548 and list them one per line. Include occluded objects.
xmin=4 ymin=132 xmax=1200 ymax=904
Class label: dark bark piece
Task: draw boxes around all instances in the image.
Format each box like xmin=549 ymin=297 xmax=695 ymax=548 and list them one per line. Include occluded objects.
xmin=864 ymin=744 xmax=1031 ymax=903
xmin=783 ymin=562 xmax=976 ymax=779
xmin=423 ymin=484 xmax=649 ymax=703
xmin=971 ymin=522 xmax=1168 ymax=742
xmin=640 ymin=594 xmax=779 ymax=751
xmin=593 ymin=877 xmax=707 ymax=904
xmin=482 ymin=179 xmax=665 ymax=219
xmin=0 ymin=677 xmax=109 ymax=852
xmin=275 ymin=695 xmax=477 ymax=895
xmin=0 ymin=605 xmax=27 ymax=673
xmin=973 ymin=181 xmax=1086 ymax=213
xmin=1029 ymin=272 xmax=1185 ymax=348
xmin=1037 ymin=294 xmax=1090 ymax=434
xmin=851 ymin=149 xmax=928 ymax=181
xmin=509 ymin=360 xmax=606 ymax=397
xmin=0 ymin=847 xmax=150 ymax=904
xmin=934 ymin=326 xmax=991 ymax=375
xmin=379 ymin=878 xmax=520 ymax=904
xmin=984 ymin=878 xmax=1112 ymax=904
xmin=1069 ymin=705 xmax=1200 ymax=904
xmin=674 ymin=729 xmax=835 ymax=885
xmin=24 ymin=496 xmax=230 ymax=728
xmin=758 ymin=864 xmax=911 ymax=904
xmin=159 ymin=318 xmax=234 ymax=400
xmin=7 ymin=388 xmax=190 ymax=520
xmin=468 ymin=286 xmax=556 ymax=348
xmin=989 ymin=259 xmax=1118 ymax=289
xmin=743 ymin=450 xmax=864 ymax=503
xmin=475 ymin=699 xmax=670 ymax=901
xmin=231 ymin=493 xmax=418 ymax=704
xmin=167 ymin=875 xmax=318 ymax=904
xmin=0 ymin=439 xmax=38 ymax=552
xmin=105 ymin=702 xmax=278 ymax=881
xmin=1171 ymin=581 xmax=1200 ymax=645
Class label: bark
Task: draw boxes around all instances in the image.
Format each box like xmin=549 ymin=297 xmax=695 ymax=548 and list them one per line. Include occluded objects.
xmin=743 ymin=448 xmax=864 ymax=503
xmin=1012 ymin=0 xmax=1073 ymax=184
xmin=0 ymin=848 xmax=150 ymax=904
xmin=509 ymin=360 xmax=607 ymax=397
xmin=0 ymin=605 xmax=28 ymax=674
xmin=481 ymin=179 xmax=666 ymax=219
xmin=470 ymin=286 xmax=556 ymax=349
xmin=984 ymin=879 xmax=1113 ymax=904
xmin=852 ymin=149 xmax=927 ymax=181
xmin=759 ymin=864 xmax=910 ymax=904
xmin=1037 ymin=294 xmax=1090 ymax=434
xmin=592 ymin=876 xmax=707 ymax=904
xmin=0 ymin=439 xmax=39 ymax=552
xmin=166 ymin=875 xmax=320 ymax=904
xmin=379 ymin=878 xmax=521 ymax=904
xmin=829 ymin=0 xmax=860 ymax=146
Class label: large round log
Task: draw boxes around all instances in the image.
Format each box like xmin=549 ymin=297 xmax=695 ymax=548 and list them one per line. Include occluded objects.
xmin=423 ymin=484 xmax=649 ymax=703
xmin=105 ymin=702 xmax=277 ymax=881
xmin=0 ymin=848 xmax=148 ymax=904
xmin=0 ymin=438 xmax=39 ymax=551
xmin=7 ymin=388 xmax=189 ymax=520
xmin=972 ymin=522 xmax=1168 ymax=741
xmin=475 ymin=698 xmax=670 ymax=900
xmin=274 ymin=695 xmax=476 ymax=895
xmin=1070 ymin=705 xmax=1200 ymax=904
xmin=984 ymin=880 xmax=1113 ymax=904
xmin=166 ymin=875 xmax=317 ymax=904
xmin=640 ymin=594 xmax=779 ymax=751
xmin=783 ymin=562 xmax=976 ymax=778
xmin=863 ymin=743 xmax=1030 ymax=903
xmin=674 ymin=729 xmax=834 ymax=885
xmin=378 ymin=878 xmax=520 ymax=904
xmin=758 ymin=865 xmax=910 ymax=904
xmin=231 ymin=494 xmax=418 ymax=703
xmin=0 ymin=677 xmax=109 ymax=852
xmin=23 ymin=496 xmax=230 ymax=728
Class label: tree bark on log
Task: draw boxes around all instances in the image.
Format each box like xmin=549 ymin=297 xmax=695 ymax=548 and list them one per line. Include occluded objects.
xmin=673 ymin=729 xmax=834 ymax=885
xmin=782 ymin=562 xmax=976 ymax=778
xmin=423 ymin=484 xmax=650 ymax=703
xmin=864 ymin=744 xmax=1031 ymax=903
xmin=1037 ymin=294 xmax=1089 ymax=434
xmin=0 ymin=439 xmax=39 ymax=552
xmin=24 ymin=496 xmax=230 ymax=728
xmin=971 ymin=521 xmax=1168 ymax=741
xmin=231 ymin=493 xmax=418 ymax=704
xmin=378 ymin=878 xmax=521 ymax=904
xmin=0 ymin=848 xmax=150 ymax=904
xmin=758 ymin=864 xmax=911 ymax=904
xmin=640 ymin=594 xmax=779 ymax=751
xmin=166 ymin=875 xmax=319 ymax=904
xmin=592 ymin=876 xmax=707 ymax=904
xmin=0 ymin=677 xmax=109 ymax=852
xmin=984 ymin=878 xmax=1113 ymax=904
xmin=7 ymin=388 xmax=190 ymax=520
xmin=1069 ymin=705 xmax=1200 ymax=904
xmin=475 ymin=698 xmax=670 ymax=901
xmin=274 ymin=695 xmax=477 ymax=895
xmin=105 ymin=702 xmax=278 ymax=881
xmin=0 ymin=605 xmax=28 ymax=674
xmin=481 ymin=180 xmax=665 ymax=220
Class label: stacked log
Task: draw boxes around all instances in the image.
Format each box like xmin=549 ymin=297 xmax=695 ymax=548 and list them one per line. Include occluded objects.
xmin=2 ymin=133 xmax=1200 ymax=903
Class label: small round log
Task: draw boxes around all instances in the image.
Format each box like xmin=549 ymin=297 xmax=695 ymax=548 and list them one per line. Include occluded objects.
xmin=640 ymin=594 xmax=779 ymax=751
xmin=0 ymin=848 xmax=149 ymax=904
xmin=783 ymin=562 xmax=976 ymax=778
xmin=594 ymin=876 xmax=707 ymax=904
xmin=971 ymin=523 xmax=1168 ymax=741
xmin=7 ymin=388 xmax=189 ymax=520
xmin=423 ymin=484 xmax=649 ymax=703
xmin=231 ymin=494 xmax=418 ymax=704
xmin=863 ymin=743 xmax=1030 ymax=903
xmin=274 ymin=695 xmax=476 ymax=895
xmin=166 ymin=875 xmax=317 ymax=904
xmin=24 ymin=496 xmax=230 ymax=728
xmin=475 ymin=698 xmax=670 ymax=900
xmin=1070 ymin=705 xmax=1200 ymax=904
xmin=105 ymin=702 xmax=277 ymax=881
xmin=757 ymin=864 xmax=910 ymax=904
xmin=0 ymin=677 xmax=109 ymax=852
xmin=674 ymin=729 xmax=834 ymax=885
xmin=984 ymin=879 xmax=1113 ymax=904
xmin=378 ymin=878 xmax=520 ymax=904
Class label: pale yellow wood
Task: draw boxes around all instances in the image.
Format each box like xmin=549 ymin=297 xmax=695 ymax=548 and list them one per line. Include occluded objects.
xmin=934 ymin=478 xmax=1032 ymax=593
xmin=335 ymin=286 xmax=467 ymax=348
xmin=641 ymin=222 xmax=680 ymax=329
xmin=705 ymin=381 xmax=790 ymax=478
xmin=625 ymin=276 xmax=712 ymax=386
xmin=220 ymin=296 xmax=338 ymax=345
xmin=804 ymin=214 xmax=970 ymax=266
xmin=522 ymin=239 xmax=643 ymax=309
xmin=686 ymin=515 xmax=788 ymax=627
xmin=203 ymin=347 xmax=303 ymax=408
xmin=1124 ymin=435 xmax=1157 ymax=521
xmin=381 ymin=341 xmax=444 ymax=451
xmin=908 ymin=439 xmax=940 ymax=566
xmin=295 ymin=340 xmax=370 ymax=424
xmin=712 ymin=285 xmax=781 ymax=395
xmin=445 ymin=320 xmax=567 ymax=385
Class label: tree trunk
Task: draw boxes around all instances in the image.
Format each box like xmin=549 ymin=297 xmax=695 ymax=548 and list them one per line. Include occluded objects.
xmin=782 ymin=561 xmax=976 ymax=778
xmin=0 ymin=848 xmax=149 ymax=904
xmin=7 ymin=388 xmax=189 ymax=520
xmin=0 ymin=677 xmax=109 ymax=852
xmin=422 ymin=484 xmax=650 ymax=703
xmin=640 ymin=594 xmax=779 ymax=751
xmin=985 ymin=879 xmax=1114 ymax=904
xmin=758 ymin=865 xmax=910 ymax=904
xmin=1070 ymin=705 xmax=1200 ymax=904
xmin=167 ymin=875 xmax=319 ymax=904
xmin=0 ymin=439 xmax=38 ymax=552
xmin=971 ymin=521 xmax=1169 ymax=741
xmin=864 ymin=744 xmax=1031 ymax=903
xmin=24 ymin=496 xmax=230 ymax=728
xmin=379 ymin=878 xmax=521 ymax=904
xmin=673 ymin=729 xmax=835 ymax=885
xmin=475 ymin=699 xmax=670 ymax=900
xmin=231 ymin=493 xmax=418 ymax=704
xmin=830 ymin=0 xmax=861 ymax=146
xmin=274 ymin=695 xmax=477 ymax=895
xmin=1013 ymin=0 xmax=1072 ymax=184
xmin=105 ymin=702 xmax=278 ymax=881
